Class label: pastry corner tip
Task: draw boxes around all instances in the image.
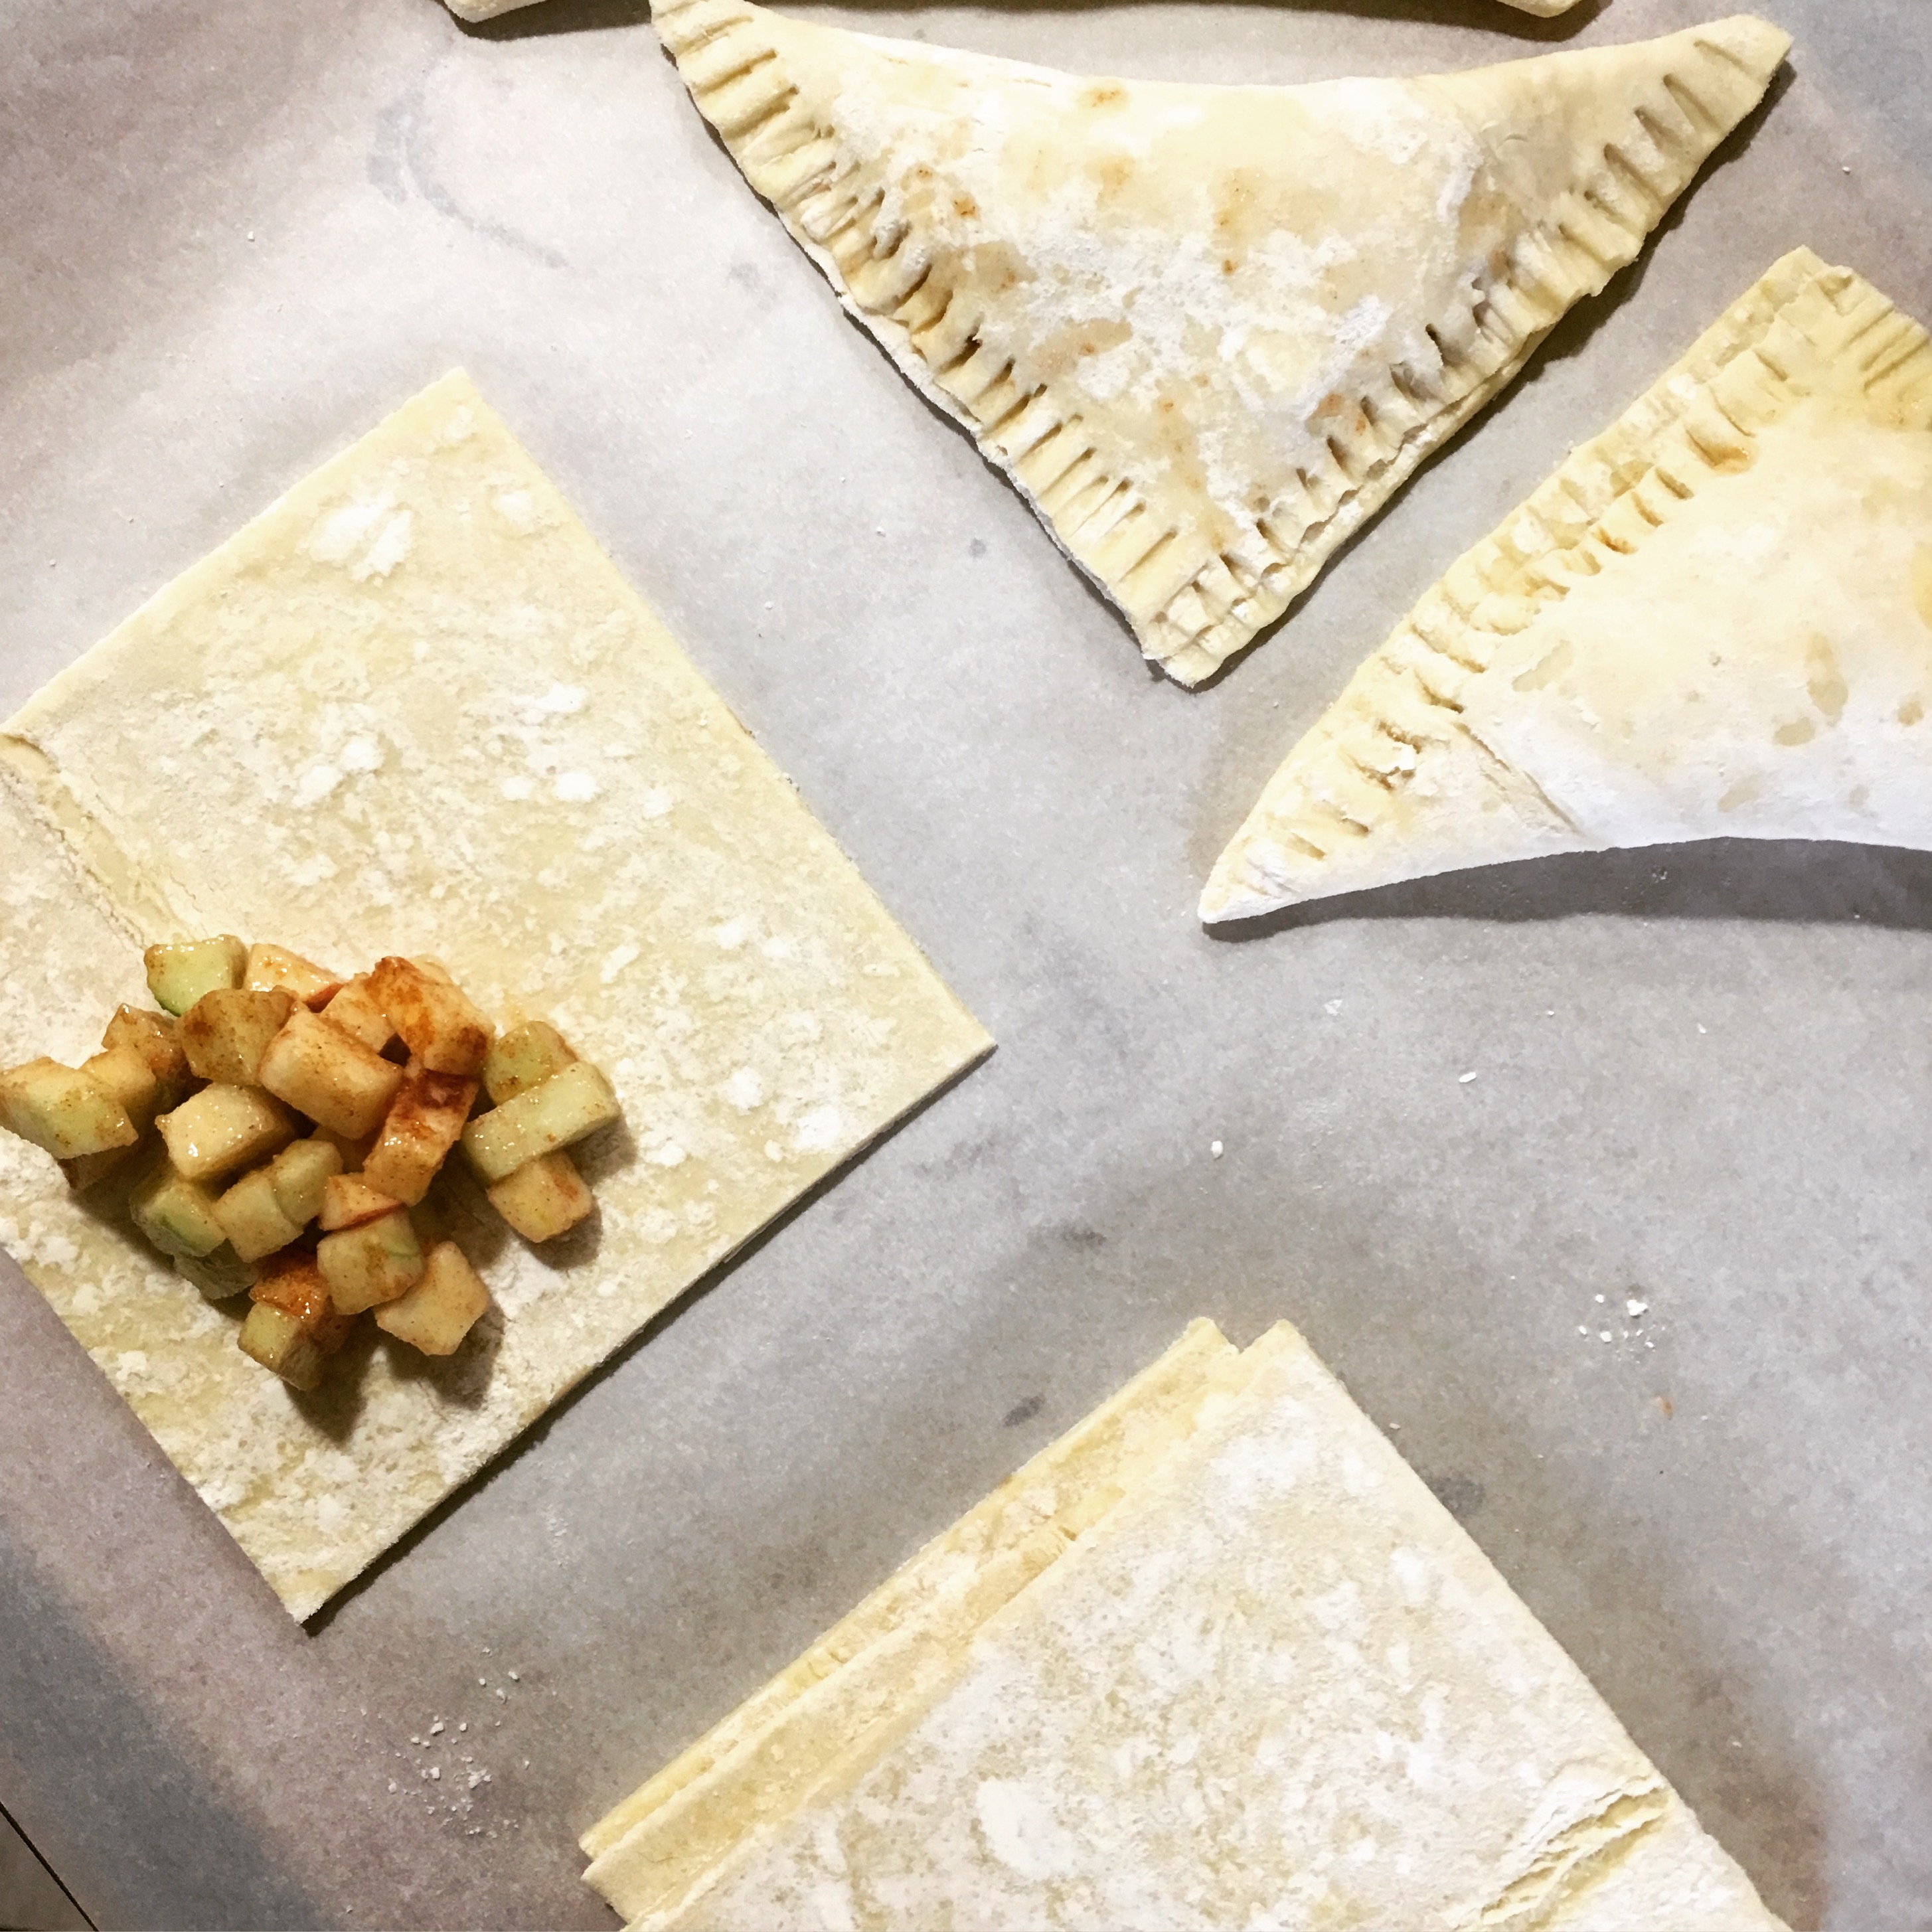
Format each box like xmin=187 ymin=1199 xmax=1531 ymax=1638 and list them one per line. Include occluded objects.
xmin=1198 ymin=869 xmax=1283 ymax=927
xmin=1707 ymin=14 xmax=1795 ymax=77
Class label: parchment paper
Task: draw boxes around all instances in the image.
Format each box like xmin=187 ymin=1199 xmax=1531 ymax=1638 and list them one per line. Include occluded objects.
xmin=1 ymin=0 xmax=1928 ymax=1923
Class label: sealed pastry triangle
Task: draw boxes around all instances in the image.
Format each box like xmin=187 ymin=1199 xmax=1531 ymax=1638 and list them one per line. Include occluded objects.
xmin=1204 ymin=250 xmax=1932 ymax=920
xmin=657 ymin=5 xmax=1787 ymax=683
xmin=582 ymin=1319 xmax=1785 ymax=1930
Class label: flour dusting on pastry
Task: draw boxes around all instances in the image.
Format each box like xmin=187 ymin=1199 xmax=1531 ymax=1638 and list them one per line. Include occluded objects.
xmin=1204 ymin=251 xmax=1932 ymax=920
xmin=582 ymin=1321 xmax=1786 ymax=1930
xmin=655 ymin=7 xmax=1788 ymax=682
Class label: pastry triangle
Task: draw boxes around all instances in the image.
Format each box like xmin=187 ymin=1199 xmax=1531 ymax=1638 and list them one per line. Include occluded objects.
xmin=582 ymin=1320 xmax=1785 ymax=1931
xmin=655 ymin=6 xmax=1787 ymax=683
xmin=1204 ymin=250 xmax=1932 ymax=920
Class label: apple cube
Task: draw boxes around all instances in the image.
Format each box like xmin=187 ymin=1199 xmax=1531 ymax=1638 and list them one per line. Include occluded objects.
xmin=311 ymin=1122 xmax=378 ymax=1171
xmin=368 ymin=956 xmax=492 ymax=1076
xmin=236 ymin=1305 xmax=325 ymax=1390
xmin=79 ymin=1043 xmax=165 ymax=1127
xmin=212 ymin=1166 xmax=305 ymax=1263
xmin=0 ymin=1058 xmax=139 ymax=1161
xmin=144 ymin=935 xmax=247 ymax=1016
xmin=461 ymin=1061 xmax=621 ymax=1184
xmin=177 ymin=1244 xmax=256 ymax=1302
xmin=62 ymin=1146 xmax=138 ymax=1192
xmin=483 ymin=1021 xmax=576 ymax=1105
xmin=318 ymin=1208 xmax=424 ymax=1315
xmin=132 ymin=1165 xmax=226 ymax=1259
xmin=254 ymin=1251 xmax=354 ymax=1342
xmin=321 ymin=976 xmax=394 ymax=1055
xmin=180 ymin=987 xmax=296 ymax=1086
xmin=260 ymin=1007 xmax=404 ymax=1139
xmin=269 ymin=1137 xmax=343 ymax=1226
xmin=156 ymin=1084 xmax=296 ymax=1183
xmin=240 ymin=1256 xmax=352 ymax=1387
xmin=374 ymin=1240 xmax=491 ymax=1356
xmin=487 ymin=1151 xmax=594 ymax=1243
xmin=361 ymin=1066 xmax=478 ymax=1206
xmin=102 ymin=1006 xmax=193 ymax=1107
xmin=318 ymin=1173 xmax=403 ymax=1232
xmin=244 ymin=941 xmax=342 ymax=1007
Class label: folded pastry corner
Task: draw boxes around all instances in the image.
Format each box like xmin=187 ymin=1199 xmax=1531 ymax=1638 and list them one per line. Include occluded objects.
xmin=581 ymin=1316 xmax=1786 ymax=1930
xmin=1204 ymin=248 xmax=1932 ymax=921
xmin=655 ymin=5 xmax=1788 ymax=683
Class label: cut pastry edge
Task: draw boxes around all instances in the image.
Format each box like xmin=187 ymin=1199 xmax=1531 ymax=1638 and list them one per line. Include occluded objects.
xmin=1203 ymin=247 xmax=1932 ymax=921
xmin=582 ymin=1319 xmax=1297 ymax=1922
xmin=655 ymin=2 xmax=1789 ymax=683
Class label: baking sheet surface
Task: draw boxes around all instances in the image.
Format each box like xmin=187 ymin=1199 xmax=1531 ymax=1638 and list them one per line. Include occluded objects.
xmin=2 ymin=0 xmax=1929 ymax=1923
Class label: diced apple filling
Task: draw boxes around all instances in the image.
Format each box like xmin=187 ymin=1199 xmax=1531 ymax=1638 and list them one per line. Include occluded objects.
xmin=462 ymin=1061 xmax=621 ymax=1183
xmin=369 ymin=956 xmax=492 ymax=1076
xmin=2 ymin=935 xmax=625 ymax=1391
xmin=374 ymin=1241 xmax=492 ymax=1356
xmin=245 ymin=942 xmax=343 ymax=1008
xmin=270 ymin=1138 xmax=343 ymax=1226
xmin=143 ymin=935 xmax=246 ymax=1016
xmin=319 ymin=1208 xmax=425 ymax=1315
xmin=102 ymin=1006 xmax=193 ymax=1103
xmin=78 ymin=1046 xmax=163 ymax=1127
xmin=214 ymin=1167 xmax=307 ymax=1263
xmin=131 ymin=1165 xmax=226 ymax=1259
xmin=0 ymin=1058 xmax=139 ymax=1162
xmin=321 ymin=976 xmax=394 ymax=1055
xmin=318 ymin=1173 xmax=403 ymax=1232
xmin=237 ymin=1304 xmax=326 ymax=1391
xmin=179 ymin=987 xmax=297 ymax=1086
xmin=487 ymin=1150 xmax=594 ymax=1243
xmin=259 ymin=1007 xmax=404 ymax=1139
xmin=179 ymin=1244 xmax=256 ymax=1303
xmin=312 ymin=1122 xmax=379 ymax=1170
xmin=483 ymin=1021 xmax=576 ymax=1104
xmin=241 ymin=1255 xmax=354 ymax=1389
xmin=157 ymin=1084 xmax=296 ymax=1183
xmin=362 ymin=1066 xmax=479 ymax=1206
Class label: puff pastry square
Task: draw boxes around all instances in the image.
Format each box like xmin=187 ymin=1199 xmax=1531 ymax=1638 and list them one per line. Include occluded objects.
xmin=0 ymin=373 xmax=991 ymax=1619
xmin=1204 ymin=250 xmax=1932 ymax=919
xmin=657 ymin=6 xmax=1787 ymax=683
xmin=583 ymin=1321 xmax=1785 ymax=1931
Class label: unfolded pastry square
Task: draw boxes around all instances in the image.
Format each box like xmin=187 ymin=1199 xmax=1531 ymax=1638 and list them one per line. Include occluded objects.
xmin=1204 ymin=249 xmax=1932 ymax=919
xmin=582 ymin=1319 xmax=1785 ymax=1931
xmin=0 ymin=372 xmax=990 ymax=1619
xmin=656 ymin=5 xmax=1787 ymax=683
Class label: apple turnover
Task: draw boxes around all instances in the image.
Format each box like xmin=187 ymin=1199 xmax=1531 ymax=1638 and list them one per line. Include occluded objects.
xmin=657 ymin=7 xmax=1788 ymax=681
xmin=1205 ymin=250 xmax=1932 ymax=919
